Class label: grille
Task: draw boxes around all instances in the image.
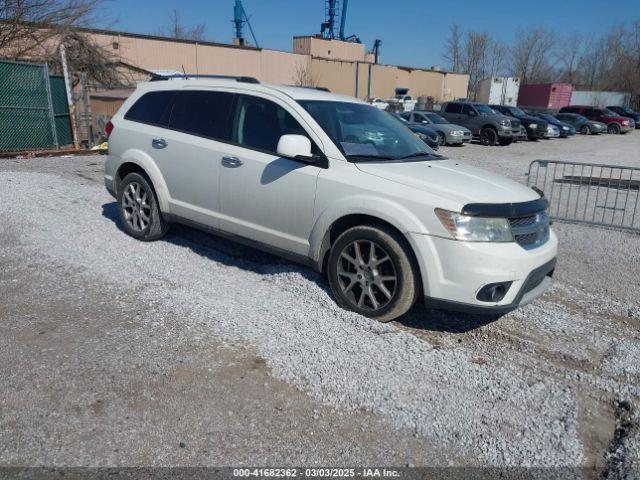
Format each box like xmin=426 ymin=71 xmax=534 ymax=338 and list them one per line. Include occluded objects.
xmin=510 ymin=119 xmax=521 ymax=129
xmin=509 ymin=213 xmax=550 ymax=249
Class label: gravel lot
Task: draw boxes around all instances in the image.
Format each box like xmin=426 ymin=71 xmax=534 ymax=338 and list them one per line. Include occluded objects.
xmin=1 ymin=132 xmax=639 ymax=474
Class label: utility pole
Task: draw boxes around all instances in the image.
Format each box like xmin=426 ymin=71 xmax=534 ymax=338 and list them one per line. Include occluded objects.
xmin=60 ymin=44 xmax=79 ymax=150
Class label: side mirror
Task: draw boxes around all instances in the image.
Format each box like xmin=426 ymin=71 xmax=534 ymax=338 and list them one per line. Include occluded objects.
xmin=468 ymin=110 xmax=477 ymax=117
xmin=277 ymin=134 xmax=312 ymax=158
xmin=421 ymin=120 xmax=428 ymax=124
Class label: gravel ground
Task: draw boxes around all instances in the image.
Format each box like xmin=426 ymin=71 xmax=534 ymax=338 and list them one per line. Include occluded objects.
xmin=1 ymin=132 xmax=639 ymax=473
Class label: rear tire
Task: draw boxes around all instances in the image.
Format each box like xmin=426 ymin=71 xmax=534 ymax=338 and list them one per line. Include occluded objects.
xmin=580 ymin=125 xmax=591 ymax=135
xmin=327 ymin=225 xmax=419 ymax=323
xmin=480 ymin=127 xmax=498 ymax=146
xmin=118 ymin=172 xmax=170 ymax=241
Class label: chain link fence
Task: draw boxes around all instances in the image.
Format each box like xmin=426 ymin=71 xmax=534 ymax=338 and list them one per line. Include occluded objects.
xmin=0 ymin=59 xmax=73 ymax=152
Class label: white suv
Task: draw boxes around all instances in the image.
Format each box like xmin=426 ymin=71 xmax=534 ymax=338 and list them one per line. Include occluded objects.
xmin=104 ymin=76 xmax=557 ymax=322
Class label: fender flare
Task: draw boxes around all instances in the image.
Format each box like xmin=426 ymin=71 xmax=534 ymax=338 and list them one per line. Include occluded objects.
xmin=117 ymin=149 xmax=171 ymax=213
xmin=308 ymin=194 xmax=426 ymax=264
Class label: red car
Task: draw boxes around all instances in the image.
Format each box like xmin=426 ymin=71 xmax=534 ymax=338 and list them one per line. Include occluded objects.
xmin=558 ymin=106 xmax=635 ymax=134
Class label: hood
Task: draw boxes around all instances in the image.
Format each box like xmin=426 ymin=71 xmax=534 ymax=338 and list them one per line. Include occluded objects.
xmin=354 ymin=159 xmax=539 ymax=205
xmin=520 ymin=115 xmax=548 ymax=127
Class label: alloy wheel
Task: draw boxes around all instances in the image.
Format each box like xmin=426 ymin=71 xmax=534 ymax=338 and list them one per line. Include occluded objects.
xmin=336 ymin=240 xmax=397 ymax=311
xmin=122 ymin=182 xmax=152 ymax=232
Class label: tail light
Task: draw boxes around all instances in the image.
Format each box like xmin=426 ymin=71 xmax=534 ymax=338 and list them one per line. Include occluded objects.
xmin=105 ymin=120 xmax=114 ymax=139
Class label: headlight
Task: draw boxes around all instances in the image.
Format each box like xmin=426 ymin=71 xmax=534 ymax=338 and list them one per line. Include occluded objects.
xmin=499 ymin=119 xmax=511 ymax=127
xmin=435 ymin=209 xmax=513 ymax=242
xmin=562 ymin=126 xmax=569 ymax=130
xmin=529 ymin=123 xmax=537 ymax=128
xmin=622 ymin=120 xmax=629 ymax=125
xmin=449 ymin=130 xmax=464 ymax=136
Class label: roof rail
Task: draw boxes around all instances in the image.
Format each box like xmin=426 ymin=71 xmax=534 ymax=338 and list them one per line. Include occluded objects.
xmin=150 ymin=74 xmax=260 ymax=84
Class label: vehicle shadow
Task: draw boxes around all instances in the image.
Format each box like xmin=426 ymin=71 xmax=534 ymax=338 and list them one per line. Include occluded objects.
xmin=102 ymin=202 xmax=500 ymax=334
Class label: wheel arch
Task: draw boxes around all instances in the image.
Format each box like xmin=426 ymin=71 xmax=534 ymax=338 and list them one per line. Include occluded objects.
xmin=114 ymin=149 xmax=170 ymax=212
xmin=311 ymin=210 xmax=425 ymax=295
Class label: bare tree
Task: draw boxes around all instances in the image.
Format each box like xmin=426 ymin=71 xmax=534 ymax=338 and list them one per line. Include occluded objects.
xmin=0 ymin=0 xmax=131 ymax=86
xmin=487 ymin=40 xmax=508 ymax=77
xmin=461 ymin=30 xmax=491 ymax=94
xmin=156 ymin=9 xmax=206 ymax=41
xmin=0 ymin=0 xmax=103 ymax=57
xmin=293 ymin=62 xmax=318 ymax=88
xmin=510 ymin=27 xmax=556 ymax=83
xmin=555 ymin=33 xmax=583 ymax=84
xmin=442 ymin=24 xmax=463 ymax=72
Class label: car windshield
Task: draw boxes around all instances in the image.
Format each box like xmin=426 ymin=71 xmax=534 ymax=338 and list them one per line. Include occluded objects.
xmin=425 ymin=113 xmax=449 ymax=124
xmin=473 ymin=104 xmax=496 ymax=115
xmin=299 ymin=100 xmax=436 ymax=161
xmin=510 ymin=107 xmax=527 ymax=116
xmin=573 ymin=114 xmax=589 ymax=122
xmin=602 ymin=109 xmax=617 ymax=116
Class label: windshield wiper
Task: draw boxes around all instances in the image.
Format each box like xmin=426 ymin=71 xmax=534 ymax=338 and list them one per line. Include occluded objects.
xmin=396 ymin=151 xmax=443 ymax=160
xmin=345 ymin=154 xmax=395 ymax=162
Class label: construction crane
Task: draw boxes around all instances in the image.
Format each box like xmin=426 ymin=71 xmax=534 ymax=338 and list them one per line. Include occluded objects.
xmin=232 ymin=0 xmax=259 ymax=47
xmin=320 ymin=0 xmax=359 ymax=42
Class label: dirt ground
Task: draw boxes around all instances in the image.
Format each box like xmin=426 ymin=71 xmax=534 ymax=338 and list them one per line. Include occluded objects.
xmin=0 ymin=131 xmax=639 ymax=476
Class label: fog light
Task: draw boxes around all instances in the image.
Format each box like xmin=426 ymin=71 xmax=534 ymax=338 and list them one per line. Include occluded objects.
xmin=476 ymin=282 xmax=513 ymax=302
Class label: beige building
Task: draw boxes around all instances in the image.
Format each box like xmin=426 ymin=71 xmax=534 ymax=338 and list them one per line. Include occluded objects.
xmin=81 ymin=28 xmax=468 ymax=102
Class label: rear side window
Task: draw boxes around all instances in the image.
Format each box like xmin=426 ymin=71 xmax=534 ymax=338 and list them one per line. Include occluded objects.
xmin=444 ymin=103 xmax=462 ymax=114
xmin=124 ymin=91 xmax=174 ymax=126
xmin=233 ymin=94 xmax=318 ymax=155
xmin=169 ymin=91 xmax=234 ymax=141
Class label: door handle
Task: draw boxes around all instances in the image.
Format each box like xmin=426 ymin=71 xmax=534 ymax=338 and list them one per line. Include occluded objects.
xmin=221 ymin=156 xmax=243 ymax=168
xmin=152 ymin=138 xmax=167 ymax=149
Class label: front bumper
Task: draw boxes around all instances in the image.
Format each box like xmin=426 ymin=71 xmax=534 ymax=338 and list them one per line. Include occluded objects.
xmin=496 ymin=126 xmax=520 ymax=138
xmin=408 ymin=230 xmax=558 ymax=315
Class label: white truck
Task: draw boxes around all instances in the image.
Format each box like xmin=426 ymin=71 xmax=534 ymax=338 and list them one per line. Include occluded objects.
xmin=476 ymin=77 xmax=521 ymax=106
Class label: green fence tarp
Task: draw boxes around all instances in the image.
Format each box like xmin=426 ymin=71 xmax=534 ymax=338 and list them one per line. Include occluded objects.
xmin=0 ymin=60 xmax=72 ymax=152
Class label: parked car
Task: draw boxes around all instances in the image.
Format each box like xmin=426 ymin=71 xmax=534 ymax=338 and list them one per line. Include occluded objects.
xmin=490 ymin=105 xmax=548 ymax=141
xmin=526 ymin=112 xmax=576 ymax=137
xmin=544 ymin=124 xmax=560 ymax=138
xmin=559 ymin=106 xmax=635 ymax=134
xmin=391 ymin=113 xmax=439 ymax=150
xmin=104 ymin=77 xmax=556 ymax=322
xmin=554 ymin=113 xmax=607 ymax=135
xmin=401 ymin=110 xmax=471 ymax=146
xmin=606 ymin=106 xmax=640 ymax=128
xmin=440 ymin=101 xmax=520 ymax=146
xmin=369 ymin=97 xmax=389 ymax=110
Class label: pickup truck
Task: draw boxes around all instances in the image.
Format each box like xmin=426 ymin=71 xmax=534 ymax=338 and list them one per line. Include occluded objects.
xmin=440 ymin=101 xmax=520 ymax=146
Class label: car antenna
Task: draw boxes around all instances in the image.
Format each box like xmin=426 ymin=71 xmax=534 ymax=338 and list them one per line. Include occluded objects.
xmin=181 ymin=64 xmax=187 ymax=79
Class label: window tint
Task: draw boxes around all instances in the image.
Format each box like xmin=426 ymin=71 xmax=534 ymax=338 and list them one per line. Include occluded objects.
xmin=444 ymin=103 xmax=462 ymax=114
xmin=233 ymin=94 xmax=317 ymax=154
xmin=461 ymin=104 xmax=474 ymax=115
xmin=169 ymin=91 xmax=234 ymax=141
xmin=125 ymin=91 xmax=174 ymax=126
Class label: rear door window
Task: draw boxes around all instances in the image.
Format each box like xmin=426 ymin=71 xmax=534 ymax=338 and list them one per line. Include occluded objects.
xmin=168 ymin=90 xmax=235 ymax=141
xmin=444 ymin=103 xmax=462 ymax=114
xmin=124 ymin=91 xmax=175 ymax=127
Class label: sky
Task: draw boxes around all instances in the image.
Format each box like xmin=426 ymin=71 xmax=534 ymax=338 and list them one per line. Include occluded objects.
xmin=104 ymin=0 xmax=639 ymax=69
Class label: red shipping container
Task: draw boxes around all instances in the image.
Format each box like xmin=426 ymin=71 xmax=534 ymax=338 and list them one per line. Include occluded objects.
xmin=517 ymin=83 xmax=572 ymax=110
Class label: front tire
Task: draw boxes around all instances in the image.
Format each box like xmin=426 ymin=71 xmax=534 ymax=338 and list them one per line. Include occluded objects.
xmin=118 ymin=172 xmax=169 ymax=241
xmin=608 ymin=123 xmax=621 ymax=134
xmin=480 ymin=127 xmax=498 ymax=146
xmin=327 ymin=225 xmax=419 ymax=322
xmin=580 ymin=125 xmax=591 ymax=135
xmin=437 ymin=132 xmax=446 ymax=146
